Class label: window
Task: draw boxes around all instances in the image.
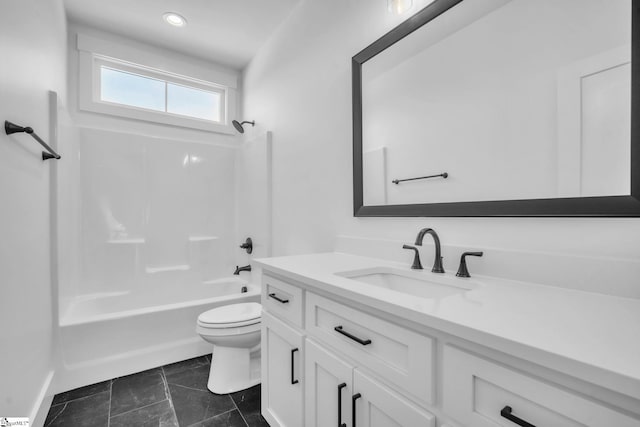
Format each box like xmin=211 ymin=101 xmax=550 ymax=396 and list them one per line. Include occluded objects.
xmin=166 ymin=82 xmax=221 ymax=122
xmin=78 ymin=47 xmax=236 ymax=134
xmin=95 ymin=57 xmax=226 ymax=125
xmin=100 ymin=67 xmax=165 ymax=112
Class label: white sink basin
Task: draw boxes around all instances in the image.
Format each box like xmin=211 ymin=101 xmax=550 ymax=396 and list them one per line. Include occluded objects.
xmin=336 ymin=267 xmax=478 ymax=299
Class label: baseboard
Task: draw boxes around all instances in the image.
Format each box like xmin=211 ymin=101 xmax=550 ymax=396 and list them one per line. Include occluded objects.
xmin=30 ymin=370 xmax=56 ymax=427
xmin=54 ymin=336 xmax=210 ymax=394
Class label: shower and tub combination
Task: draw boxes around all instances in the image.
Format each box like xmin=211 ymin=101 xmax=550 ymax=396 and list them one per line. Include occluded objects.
xmin=55 ymin=124 xmax=270 ymax=392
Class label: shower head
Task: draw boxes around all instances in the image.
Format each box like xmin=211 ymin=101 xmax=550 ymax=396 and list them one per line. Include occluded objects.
xmin=232 ymin=120 xmax=255 ymax=134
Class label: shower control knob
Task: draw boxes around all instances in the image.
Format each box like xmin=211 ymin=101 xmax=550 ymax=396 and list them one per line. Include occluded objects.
xmin=240 ymin=238 xmax=253 ymax=254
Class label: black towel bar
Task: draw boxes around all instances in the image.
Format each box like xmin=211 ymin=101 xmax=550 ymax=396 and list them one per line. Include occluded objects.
xmin=5 ymin=120 xmax=61 ymax=161
xmin=392 ymin=172 xmax=447 ymax=184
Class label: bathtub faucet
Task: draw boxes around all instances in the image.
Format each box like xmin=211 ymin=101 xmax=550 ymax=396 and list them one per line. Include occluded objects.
xmin=234 ymin=265 xmax=252 ymax=275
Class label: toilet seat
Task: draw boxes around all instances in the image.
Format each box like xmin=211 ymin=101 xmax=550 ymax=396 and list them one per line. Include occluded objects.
xmin=198 ymin=302 xmax=261 ymax=329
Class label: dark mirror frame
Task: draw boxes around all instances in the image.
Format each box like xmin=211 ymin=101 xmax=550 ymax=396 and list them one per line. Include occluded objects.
xmin=353 ymin=0 xmax=640 ymax=217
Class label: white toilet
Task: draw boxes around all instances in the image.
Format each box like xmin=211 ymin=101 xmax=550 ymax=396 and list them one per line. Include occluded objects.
xmin=196 ymin=302 xmax=262 ymax=394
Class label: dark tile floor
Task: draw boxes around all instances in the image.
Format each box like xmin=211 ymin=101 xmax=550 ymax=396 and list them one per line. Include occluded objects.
xmin=45 ymin=355 xmax=270 ymax=427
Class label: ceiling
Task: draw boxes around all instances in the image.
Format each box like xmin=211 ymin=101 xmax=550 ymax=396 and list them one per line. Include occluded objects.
xmin=63 ymin=0 xmax=302 ymax=70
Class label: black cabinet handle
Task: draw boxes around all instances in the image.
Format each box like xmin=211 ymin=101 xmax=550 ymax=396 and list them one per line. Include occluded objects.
xmin=290 ymin=348 xmax=299 ymax=385
xmin=338 ymin=383 xmax=346 ymax=427
xmin=268 ymin=293 xmax=289 ymax=304
xmin=334 ymin=326 xmax=372 ymax=345
xmin=352 ymin=393 xmax=362 ymax=427
xmin=501 ymin=406 xmax=536 ymax=427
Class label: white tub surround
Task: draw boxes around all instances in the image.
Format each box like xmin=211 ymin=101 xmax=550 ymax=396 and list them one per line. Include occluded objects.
xmin=255 ymin=252 xmax=640 ymax=427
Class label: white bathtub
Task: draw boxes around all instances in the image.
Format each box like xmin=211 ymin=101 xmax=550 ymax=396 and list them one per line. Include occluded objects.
xmin=56 ymin=277 xmax=260 ymax=393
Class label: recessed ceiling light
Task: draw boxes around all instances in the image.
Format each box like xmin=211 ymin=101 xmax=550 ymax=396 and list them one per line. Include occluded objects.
xmin=163 ymin=12 xmax=187 ymax=27
xmin=387 ymin=0 xmax=413 ymax=14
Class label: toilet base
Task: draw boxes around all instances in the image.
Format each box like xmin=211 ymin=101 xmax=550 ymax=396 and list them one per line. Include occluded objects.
xmin=208 ymin=345 xmax=261 ymax=394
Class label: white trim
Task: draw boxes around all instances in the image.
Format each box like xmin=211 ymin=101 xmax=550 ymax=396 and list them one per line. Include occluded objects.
xmin=97 ymin=57 xmax=226 ymax=121
xmin=77 ymin=33 xmax=238 ymax=134
xmin=30 ymin=370 xmax=56 ymax=427
xmin=77 ymin=33 xmax=237 ymax=88
xmin=96 ymin=56 xmax=229 ymax=93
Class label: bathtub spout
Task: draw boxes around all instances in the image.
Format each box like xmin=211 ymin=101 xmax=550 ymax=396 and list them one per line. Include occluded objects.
xmin=234 ymin=265 xmax=252 ymax=275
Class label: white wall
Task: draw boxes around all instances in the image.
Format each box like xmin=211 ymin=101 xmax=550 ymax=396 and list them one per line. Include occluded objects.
xmin=242 ymin=0 xmax=640 ymax=292
xmin=0 ymin=0 xmax=67 ymax=422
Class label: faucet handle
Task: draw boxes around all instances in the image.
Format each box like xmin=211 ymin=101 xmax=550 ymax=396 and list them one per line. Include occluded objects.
xmin=402 ymin=245 xmax=423 ymax=270
xmin=456 ymin=251 xmax=483 ymax=278
xmin=239 ymin=237 xmax=253 ymax=254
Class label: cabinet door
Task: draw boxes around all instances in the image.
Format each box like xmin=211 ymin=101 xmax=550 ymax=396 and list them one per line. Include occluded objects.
xmin=263 ymin=274 xmax=304 ymax=328
xmin=261 ymin=312 xmax=304 ymax=427
xmin=305 ymin=339 xmax=354 ymax=427
xmin=306 ymin=292 xmax=435 ymax=404
xmin=352 ymin=370 xmax=435 ymax=427
xmin=442 ymin=345 xmax=640 ymax=427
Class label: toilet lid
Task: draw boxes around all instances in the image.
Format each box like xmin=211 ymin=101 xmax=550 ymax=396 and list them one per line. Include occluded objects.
xmin=198 ymin=302 xmax=262 ymax=325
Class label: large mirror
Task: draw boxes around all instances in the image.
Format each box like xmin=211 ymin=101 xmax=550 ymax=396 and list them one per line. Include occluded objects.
xmin=353 ymin=0 xmax=640 ymax=217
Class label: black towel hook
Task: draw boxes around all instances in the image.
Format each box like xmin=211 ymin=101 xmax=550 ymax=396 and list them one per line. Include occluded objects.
xmin=5 ymin=120 xmax=61 ymax=161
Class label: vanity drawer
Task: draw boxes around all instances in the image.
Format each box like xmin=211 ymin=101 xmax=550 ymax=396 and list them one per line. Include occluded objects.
xmin=443 ymin=345 xmax=640 ymax=427
xmin=262 ymin=274 xmax=304 ymax=328
xmin=305 ymin=292 xmax=434 ymax=404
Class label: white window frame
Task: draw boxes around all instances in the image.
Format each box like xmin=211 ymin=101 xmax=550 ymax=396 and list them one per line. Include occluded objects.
xmin=78 ymin=48 xmax=237 ymax=134
xmin=94 ymin=55 xmax=226 ymax=121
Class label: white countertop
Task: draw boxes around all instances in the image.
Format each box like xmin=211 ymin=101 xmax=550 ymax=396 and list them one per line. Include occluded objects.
xmin=255 ymin=252 xmax=640 ymax=400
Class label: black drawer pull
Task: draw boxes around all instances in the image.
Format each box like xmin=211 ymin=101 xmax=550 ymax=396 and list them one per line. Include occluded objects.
xmin=334 ymin=326 xmax=372 ymax=345
xmin=290 ymin=348 xmax=299 ymax=385
xmin=501 ymin=406 xmax=536 ymax=427
xmin=268 ymin=293 xmax=289 ymax=304
xmin=352 ymin=393 xmax=361 ymax=427
xmin=338 ymin=383 xmax=346 ymax=427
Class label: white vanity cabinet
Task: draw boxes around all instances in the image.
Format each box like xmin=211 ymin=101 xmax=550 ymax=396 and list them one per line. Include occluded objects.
xmin=262 ymin=274 xmax=304 ymax=327
xmin=262 ymin=272 xmax=437 ymax=427
xmin=261 ymin=274 xmax=306 ymax=427
xmin=260 ymin=268 xmax=640 ymax=427
xmin=304 ymin=339 xmax=354 ymax=427
xmin=352 ymin=369 xmax=435 ymax=427
xmin=304 ymin=339 xmax=435 ymax=427
xmin=305 ymin=292 xmax=435 ymax=405
xmin=261 ymin=311 xmax=304 ymax=427
xmin=442 ymin=345 xmax=640 ymax=427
